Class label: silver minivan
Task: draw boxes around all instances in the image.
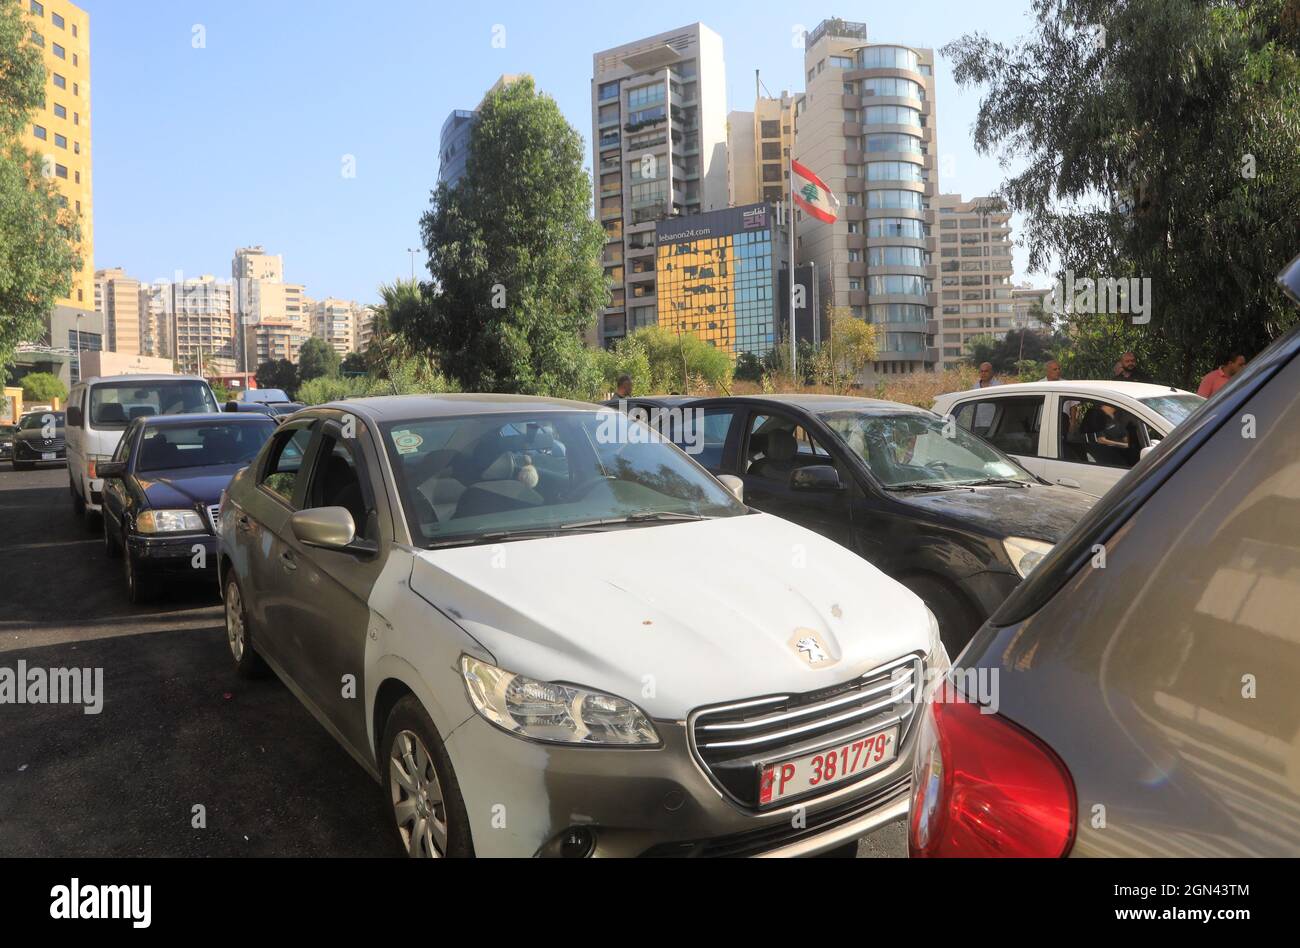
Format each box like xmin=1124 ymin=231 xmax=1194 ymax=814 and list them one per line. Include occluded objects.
xmin=65 ymin=374 xmax=219 ymax=520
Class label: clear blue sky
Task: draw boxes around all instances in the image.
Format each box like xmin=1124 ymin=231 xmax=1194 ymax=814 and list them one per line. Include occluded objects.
xmin=79 ymin=0 xmax=1043 ymax=303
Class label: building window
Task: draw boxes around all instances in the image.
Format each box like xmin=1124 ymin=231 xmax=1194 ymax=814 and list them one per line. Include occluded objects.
xmin=73 ymin=170 xmax=79 ymax=183
xmin=73 ymin=82 xmax=78 ymax=95
xmin=53 ymin=73 xmax=66 ymax=89
xmin=52 ymin=11 xmax=64 ymax=28
xmin=53 ymin=43 xmax=65 ymax=59
xmin=760 ymin=120 xmax=780 ymax=138
xmin=73 ymin=112 xmax=78 ymax=125
xmin=598 ymin=81 xmax=619 ymax=101
xmin=30 ymin=1 xmax=43 ymax=16
xmin=73 ymin=140 xmax=79 ymax=154
xmin=830 ymin=55 xmax=854 ymax=68
xmin=33 ymin=124 xmax=46 ymax=140
xmin=54 ymin=133 xmax=66 ymax=148
xmin=53 ymin=103 xmax=66 ymax=118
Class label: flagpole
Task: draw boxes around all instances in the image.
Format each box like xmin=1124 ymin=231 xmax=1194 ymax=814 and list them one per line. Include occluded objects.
xmin=789 ymin=151 xmax=797 ymax=381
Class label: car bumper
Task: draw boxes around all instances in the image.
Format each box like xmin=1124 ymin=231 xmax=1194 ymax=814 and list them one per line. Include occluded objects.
xmin=12 ymin=443 xmax=66 ymax=463
xmin=443 ymin=714 xmax=913 ymax=858
xmin=127 ymin=534 xmax=219 ymax=575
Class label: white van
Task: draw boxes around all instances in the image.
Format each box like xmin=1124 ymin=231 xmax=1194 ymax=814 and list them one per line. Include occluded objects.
xmin=65 ymin=374 xmax=220 ymax=518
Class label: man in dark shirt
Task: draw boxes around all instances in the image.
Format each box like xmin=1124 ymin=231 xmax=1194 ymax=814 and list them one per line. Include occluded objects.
xmin=1112 ymin=351 xmax=1151 ymax=383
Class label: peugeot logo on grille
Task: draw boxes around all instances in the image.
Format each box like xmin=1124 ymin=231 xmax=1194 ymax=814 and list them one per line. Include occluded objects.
xmin=789 ymin=629 xmax=836 ymax=667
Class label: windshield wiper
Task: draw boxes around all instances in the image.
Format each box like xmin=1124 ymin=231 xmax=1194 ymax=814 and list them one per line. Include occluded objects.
xmin=424 ymin=522 xmax=605 ymax=549
xmin=888 ymin=482 xmax=972 ymax=493
xmin=956 ymin=478 xmax=1033 ymax=488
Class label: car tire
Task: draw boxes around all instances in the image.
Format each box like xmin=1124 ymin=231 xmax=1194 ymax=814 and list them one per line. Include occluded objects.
xmin=123 ymin=549 xmax=157 ymax=604
xmin=71 ymin=476 xmax=86 ymax=515
xmin=223 ymin=573 xmax=269 ymax=679
xmin=900 ymin=574 xmax=983 ymax=657
xmin=103 ymin=513 xmax=121 ymax=559
xmin=380 ymin=696 xmax=473 ymax=858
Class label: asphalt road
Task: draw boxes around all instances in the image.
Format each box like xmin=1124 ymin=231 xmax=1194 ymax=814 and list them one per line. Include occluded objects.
xmin=0 ymin=464 xmax=905 ymax=858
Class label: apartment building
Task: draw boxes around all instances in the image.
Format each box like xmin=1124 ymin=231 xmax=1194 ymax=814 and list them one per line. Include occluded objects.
xmin=727 ymin=90 xmax=797 ymax=208
xmin=93 ymin=268 xmax=142 ymax=356
xmin=171 ymin=276 xmax=237 ymax=375
xmin=311 ymin=298 xmax=371 ymax=356
xmin=934 ymin=193 xmax=1015 ymax=370
xmin=794 ymin=18 xmax=940 ymax=379
xmin=438 ymin=75 xmax=527 ymax=189
xmin=139 ymin=281 xmax=172 ymax=360
xmin=591 ymin=23 xmax=730 ymax=348
xmin=1012 ymin=285 xmax=1054 ymax=333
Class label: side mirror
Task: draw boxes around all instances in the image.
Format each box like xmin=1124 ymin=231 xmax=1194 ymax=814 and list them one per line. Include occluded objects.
xmin=791 ymin=465 xmax=843 ymax=492
xmin=716 ymin=474 xmax=744 ymax=504
xmin=97 ymin=461 xmax=127 ymax=479
xmin=1140 ymin=443 xmax=1158 ymax=461
xmin=290 ymin=506 xmax=357 ymax=551
xmin=225 ymin=401 xmax=240 ymax=413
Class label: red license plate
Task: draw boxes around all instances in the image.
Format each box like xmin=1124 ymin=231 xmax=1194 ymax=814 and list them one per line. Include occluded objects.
xmin=758 ymin=726 xmax=899 ymax=806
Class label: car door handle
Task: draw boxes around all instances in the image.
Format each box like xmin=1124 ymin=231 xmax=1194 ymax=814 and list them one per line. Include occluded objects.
xmin=1056 ymin=477 xmax=1081 ymax=489
xmin=279 ymin=550 xmax=297 ymax=572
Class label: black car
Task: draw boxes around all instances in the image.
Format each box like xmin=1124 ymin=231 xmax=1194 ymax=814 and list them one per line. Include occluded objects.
xmin=675 ymin=395 xmax=1097 ymax=651
xmin=0 ymin=423 xmax=17 ymax=462
xmin=10 ymin=411 xmax=66 ymax=470
xmin=99 ymin=413 xmax=278 ymax=602
xmin=224 ymin=400 xmax=305 ymax=421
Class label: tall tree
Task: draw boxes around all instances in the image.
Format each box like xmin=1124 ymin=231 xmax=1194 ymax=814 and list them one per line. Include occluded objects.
xmin=0 ymin=4 xmax=81 ymax=373
xmin=944 ymin=0 xmax=1300 ymax=386
xmin=297 ymin=336 xmax=341 ymax=383
xmin=407 ymin=78 xmax=608 ymax=395
xmin=255 ymin=358 xmax=298 ymax=396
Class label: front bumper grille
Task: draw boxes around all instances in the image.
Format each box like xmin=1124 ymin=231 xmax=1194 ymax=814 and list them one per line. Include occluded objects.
xmin=14 ymin=438 xmax=65 ymax=457
xmin=207 ymin=504 xmax=221 ymax=535
xmin=689 ymin=653 xmax=923 ymax=809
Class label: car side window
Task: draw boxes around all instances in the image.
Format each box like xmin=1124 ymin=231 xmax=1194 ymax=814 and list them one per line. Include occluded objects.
xmin=955 ymin=397 xmax=1044 ymax=458
xmin=745 ymin=414 xmax=833 ymax=482
xmin=678 ymin=408 xmax=735 ymax=470
xmin=303 ymin=433 xmax=373 ymax=541
xmin=1060 ymin=398 xmax=1144 ymax=469
xmin=111 ymin=425 xmax=135 ymax=464
xmin=260 ymin=425 xmax=314 ymax=506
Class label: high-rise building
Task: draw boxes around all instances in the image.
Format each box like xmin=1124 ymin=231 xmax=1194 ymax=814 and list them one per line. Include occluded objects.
xmin=591 ymin=23 xmax=730 ymax=348
xmin=438 ymin=75 xmax=527 ymax=189
xmin=795 ymin=18 xmax=940 ymax=379
xmin=1011 ymin=285 xmax=1054 ymax=334
xmin=727 ymin=89 xmax=797 ymax=209
xmin=171 ymin=276 xmax=236 ymax=375
xmin=139 ymin=281 xmax=172 ymax=360
xmin=311 ymin=298 xmax=370 ymax=355
xmin=94 ymin=268 xmax=142 ymax=356
xmin=934 ymin=194 xmax=1015 ymax=369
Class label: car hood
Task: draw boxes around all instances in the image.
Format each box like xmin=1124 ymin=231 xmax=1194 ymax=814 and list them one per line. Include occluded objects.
xmin=139 ymin=464 xmax=244 ymax=508
xmin=409 ymin=513 xmax=932 ymax=719
xmin=13 ymin=428 xmax=64 ymax=443
xmin=892 ymin=483 xmax=1097 ymax=542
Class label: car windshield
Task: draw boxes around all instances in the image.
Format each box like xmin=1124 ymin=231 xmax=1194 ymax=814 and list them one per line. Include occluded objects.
xmin=90 ymin=380 xmax=219 ymax=429
xmin=136 ymin=421 xmax=277 ymax=472
xmin=820 ymin=409 xmax=1033 ymax=489
xmin=1138 ymin=393 xmax=1204 ymax=428
xmin=382 ymin=409 xmax=746 ymax=546
xmin=18 ymin=412 xmax=64 ymax=430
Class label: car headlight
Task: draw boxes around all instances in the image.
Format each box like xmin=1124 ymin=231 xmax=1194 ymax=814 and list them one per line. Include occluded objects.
xmin=1003 ymin=536 xmax=1053 ymax=579
xmin=459 ymin=655 xmax=659 ymax=746
xmin=136 ymin=509 xmax=206 ymax=534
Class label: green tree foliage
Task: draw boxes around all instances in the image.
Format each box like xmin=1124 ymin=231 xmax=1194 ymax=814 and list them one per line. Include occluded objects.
xmin=20 ymin=371 xmax=66 ymax=403
xmin=340 ymin=352 xmax=368 ymax=377
xmin=402 ymin=78 xmax=608 ymax=396
xmin=597 ymin=326 xmax=733 ymax=396
xmin=297 ymin=336 xmax=341 ymax=383
xmin=945 ymin=0 xmax=1300 ymax=387
xmin=296 ymin=353 xmax=457 ymax=406
xmin=1 ymin=5 xmax=81 ymax=372
xmin=255 ymin=359 xmax=298 ymax=397
xmin=209 ymin=381 xmax=233 ymax=404
xmin=964 ymin=328 xmax=1058 ymax=373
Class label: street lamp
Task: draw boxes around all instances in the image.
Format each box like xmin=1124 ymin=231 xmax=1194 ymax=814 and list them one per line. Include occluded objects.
xmin=406 ymin=248 xmax=420 ymax=282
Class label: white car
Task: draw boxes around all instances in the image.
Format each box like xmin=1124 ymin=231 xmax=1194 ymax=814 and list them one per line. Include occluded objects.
xmin=932 ymin=380 xmax=1203 ymax=498
xmin=219 ymin=395 xmax=948 ymax=857
xmin=65 ymin=374 xmax=220 ymax=519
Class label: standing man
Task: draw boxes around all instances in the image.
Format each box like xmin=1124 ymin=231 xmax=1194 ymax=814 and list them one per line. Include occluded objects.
xmin=974 ymin=362 xmax=1001 ymax=389
xmin=1197 ymin=353 xmax=1247 ymax=398
xmin=1112 ymin=351 xmax=1151 ymax=383
xmin=1044 ymin=359 xmax=1063 ymax=382
xmin=615 ymin=374 xmax=633 ymax=400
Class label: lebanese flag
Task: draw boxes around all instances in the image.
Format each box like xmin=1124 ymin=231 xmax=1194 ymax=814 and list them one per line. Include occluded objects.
xmin=792 ymin=159 xmax=840 ymax=224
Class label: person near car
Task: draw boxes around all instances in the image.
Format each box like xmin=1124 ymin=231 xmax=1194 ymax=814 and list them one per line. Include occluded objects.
xmin=1112 ymin=351 xmax=1152 ymax=383
xmin=614 ymin=374 xmax=633 ymax=400
xmin=1044 ymin=359 xmax=1062 ymax=382
xmin=974 ymin=362 xmax=1001 ymax=388
xmin=1196 ymin=352 xmax=1247 ymax=398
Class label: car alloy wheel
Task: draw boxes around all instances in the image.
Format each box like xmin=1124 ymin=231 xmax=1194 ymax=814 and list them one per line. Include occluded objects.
xmin=389 ymin=730 xmax=449 ymax=858
xmin=225 ymin=580 xmax=246 ymax=663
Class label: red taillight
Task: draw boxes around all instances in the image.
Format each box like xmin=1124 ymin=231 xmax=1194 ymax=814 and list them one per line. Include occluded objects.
xmin=87 ymin=458 xmax=97 ymax=479
xmin=909 ymin=696 xmax=1076 ymax=858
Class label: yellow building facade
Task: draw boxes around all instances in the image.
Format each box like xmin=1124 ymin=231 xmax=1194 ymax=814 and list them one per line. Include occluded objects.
xmin=21 ymin=0 xmax=93 ymax=312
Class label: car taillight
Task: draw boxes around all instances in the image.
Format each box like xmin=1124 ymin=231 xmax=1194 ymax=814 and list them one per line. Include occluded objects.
xmin=87 ymin=459 xmax=97 ymax=479
xmin=909 ymin=695 xmax=1076 ymax=858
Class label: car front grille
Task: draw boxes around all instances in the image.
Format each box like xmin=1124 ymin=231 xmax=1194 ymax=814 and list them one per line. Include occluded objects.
xmin=15 ymin=438 xmax=65 ymax=456
xmin=207 ymin=504 xmax=221 ymax=535
xmin=689 ymin=653 xmax=923 ymax=809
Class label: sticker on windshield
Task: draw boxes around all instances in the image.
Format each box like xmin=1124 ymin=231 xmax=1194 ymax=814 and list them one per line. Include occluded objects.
xmin=392 ymin=430 xmax=424 ymax=455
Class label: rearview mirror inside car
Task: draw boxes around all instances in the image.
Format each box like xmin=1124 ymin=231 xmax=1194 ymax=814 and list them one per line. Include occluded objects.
xmin=791 ymin=465 xmax=843 ymax=491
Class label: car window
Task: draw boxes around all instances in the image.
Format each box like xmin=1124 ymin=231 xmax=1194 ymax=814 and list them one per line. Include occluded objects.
xmin=137 ymin=421 xmax=277 ymax=472
xmin=88 ymin=380 xmax=218 ymax=429
xmin=1138 ymin=393 xmax=1204 ymax=427
xmin=303 ymin=434 xmax=372 ymax=541
xmin=111 ymin=425 xmax=135 ymax=463
xmin=261 ymin=425 xmax=314 ymax=506
xmin=745 ymin=413 xmax=832 ymax=483
xmin=953 ymin=396 xmax=1044 ymax=458
xmin=676 ymin=408 xmax=735 ymax=470
xmin=1059 ymin=398 xmax=1145 ymax=469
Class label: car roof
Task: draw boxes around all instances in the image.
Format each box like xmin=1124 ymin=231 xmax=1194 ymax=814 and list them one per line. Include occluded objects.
xmin=138 ymin=412 xmax=274 ymax=427
xmin=77 ymin=374 xmax=209 ymax=385
xmin=699 ymin=393 xmax=933 ymax=414
xmin=319 ymin=393 xmax=608 ymax=423
xmin=935 ymin=380 xmax=1195 ymax=401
